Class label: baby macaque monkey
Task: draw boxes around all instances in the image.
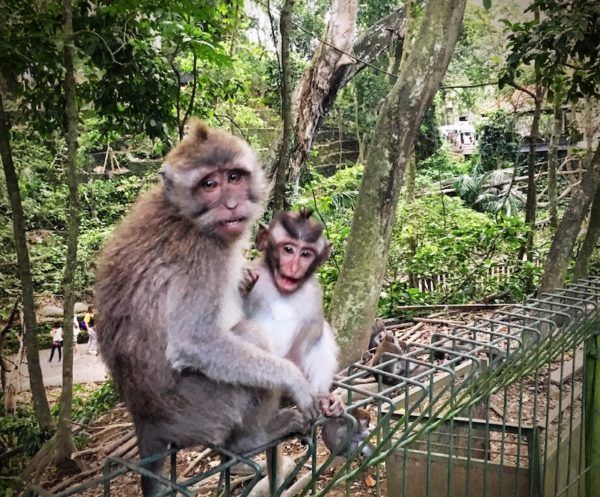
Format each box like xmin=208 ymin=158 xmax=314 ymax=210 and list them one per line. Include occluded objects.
xmin=96 ymin=121 xmax=319 ymax=497
xmin=368 ymin=318 xmax=387 ymax=350
xmin=243 ymin=208 xmax=342 ymax=417
xmin=371 ymin=332 xmax=410 ymax=386
xmin=322 ymin=407 xmax=375 ymax=458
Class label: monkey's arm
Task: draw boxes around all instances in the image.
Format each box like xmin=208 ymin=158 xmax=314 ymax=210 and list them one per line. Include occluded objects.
xmin=303 ymin=322 xmax=339 ymax=395
xmin=166 ymin=311 xmax=319 ymax=418
xmin=239 ymin=267 xmax=259 ymax=297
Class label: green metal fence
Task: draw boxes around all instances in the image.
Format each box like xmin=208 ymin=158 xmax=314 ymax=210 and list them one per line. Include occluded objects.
xmin=27 ymin=277 xmax=600 ymax=497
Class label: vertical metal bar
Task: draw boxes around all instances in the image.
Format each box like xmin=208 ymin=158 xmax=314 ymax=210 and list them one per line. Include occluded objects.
xmin=564 ymin=343 xmax=578 ymax=496
xmin=222 ymin=455 xmax=231 ymax=497
xmin=585 ymin=332 xmax=600 ymax=497
xmin=528 ymin=428 xmax=542 ymax=497
xmin=103 ymin=460 xmax=111 ymax=497
xmin=170 ymin=450 xmax=177 ymax=497
xmin=553 ymin=348 xmax=567 ymax=496
xmin=514 ymin=337 xmax=524 ymax=497
xmin=311 ymin=429 xmax=318 ymax=496
xmin=267 ymin=446 xmax=278 ymax=496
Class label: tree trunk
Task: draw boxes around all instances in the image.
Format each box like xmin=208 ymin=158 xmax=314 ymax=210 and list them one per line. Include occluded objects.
xmin=573 ymin=185 xmax=600 ymax=281
xmin=328 ymin=0 xmax=467 ymax=366
xmin=404 ymin=157 xmax=419 ymax=288
xmin=269 ymin=6 xmax=406 ymax=186
xmin=523 ymin=86 xmax=543 ymax=262
xmin=287 ymin=0 xmax=358 ymax=187
xmin=272 ymin=0 xmax=295 ymax=213
xmin=54 ymin=0 xmax=79 ymax=461
xmin=548 ymin=85 xmax=562 ymax=228
xmin=539 ymin=145 xmax=600 ymax=293
xmin=0 ymin=88 xmax=52 ymax=430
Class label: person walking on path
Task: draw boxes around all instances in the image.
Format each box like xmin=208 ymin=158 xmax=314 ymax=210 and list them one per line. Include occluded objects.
xmin=73 ymin=315 xmax=81 ymax=357
xmin=48 ymin=321 xmax=63 ymax=363
xmin=83 ymin=306 xmax=98 ymax=355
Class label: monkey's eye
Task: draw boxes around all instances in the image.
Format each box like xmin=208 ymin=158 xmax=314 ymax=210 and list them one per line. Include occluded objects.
xmin=200 ymin=177 xmax=218 ymax=190
xmin=228 ymin=170 xmax=246 ymax=184
xmin=300 ymin=250 xmax=314 ymax=258
xmin=283 ymin=245 xmax=294 ymax=254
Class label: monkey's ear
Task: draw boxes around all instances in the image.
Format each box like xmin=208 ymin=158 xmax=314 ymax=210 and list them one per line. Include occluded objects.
xmin=299 ymin=206 xmax=314 ymax=219
xmin=255 ymin=223 xmax=270 ymax=251
xmin=321 ymin=241 xmax=333 ymax=261
xmin=186 ymin=119 xmax=209 ymax=142
xmin=160 ymin=164 xmax=175 ymax=195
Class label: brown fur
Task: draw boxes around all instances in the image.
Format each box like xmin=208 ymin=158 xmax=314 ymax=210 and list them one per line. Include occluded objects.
xmin=96 ymin=124 xmax=318 ymax=497
xmin=322 ymin=408 xmax=373 ymax=457
xmin=371 ymin=333 xmax=408 ymax=386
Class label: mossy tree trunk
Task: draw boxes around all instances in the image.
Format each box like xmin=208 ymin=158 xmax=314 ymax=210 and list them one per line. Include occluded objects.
xmin=272 ymin=0 xmax=295 ymax=213
xmin=269 ymin=6 xmax=406 ymax=189
xmin=573 ymin=185 xmax=600 ymax=281
xmin=547 ymin=83 xmax=562 ymax=228
xmin=328 ymin=0 xmax=467 ymax=366
xmin=522 ymin=86 xmax=543 ymax=263
xmin=539 ymin=145 xmax=600 ymax=293
xmin=287 ymin=0 xmax=358 ymax=187
xmin=54 ymin=0 xmax=79 ymax=461
xmin=0 ymin=87 xmax=52 ymax=430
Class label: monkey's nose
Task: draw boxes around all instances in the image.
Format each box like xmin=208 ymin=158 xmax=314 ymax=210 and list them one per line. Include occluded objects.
xmin=224 ymin=197 xmax=239 ymax=210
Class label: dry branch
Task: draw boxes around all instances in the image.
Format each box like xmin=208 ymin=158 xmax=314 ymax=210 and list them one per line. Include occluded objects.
xmin=182 ymin=447 xmax=212 ymax=476
xmin=101 ymin=430 xmax=135 ymax=456
xmin=413 ymin=317 xmax=465 ymax=326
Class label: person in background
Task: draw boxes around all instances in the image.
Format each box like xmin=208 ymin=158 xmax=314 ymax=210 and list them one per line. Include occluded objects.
xmin=84 ymin=306 xmax=98 ymax=355
xmin=73 ymin=315 xmax=80 ymax=357
xmin=48 ymin=321 xmax=63 ymax=363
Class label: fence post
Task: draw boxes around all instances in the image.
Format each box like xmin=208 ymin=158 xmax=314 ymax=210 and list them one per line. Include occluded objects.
xmin=585 ymin=331 xmax=600 ymax=497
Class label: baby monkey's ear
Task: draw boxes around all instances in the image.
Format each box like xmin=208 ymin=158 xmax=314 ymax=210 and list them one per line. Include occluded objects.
xmin=255 ymin=223 xmax=270 ymax=251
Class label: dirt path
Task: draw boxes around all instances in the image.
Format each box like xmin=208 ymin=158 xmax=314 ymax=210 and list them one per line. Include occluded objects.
xmin=11 ymin=347 xmax=108 ymax=390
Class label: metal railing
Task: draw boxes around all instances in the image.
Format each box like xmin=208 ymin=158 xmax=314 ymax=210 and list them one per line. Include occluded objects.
xmin=27 ymin=277 xmax=600 ymax=497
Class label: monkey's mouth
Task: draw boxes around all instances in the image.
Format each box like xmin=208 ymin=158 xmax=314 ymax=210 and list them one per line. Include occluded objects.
xmin=275 ymin=273 xmax=299 ymax=293
xmin=219 ymin=217 xmax=247 ymax=234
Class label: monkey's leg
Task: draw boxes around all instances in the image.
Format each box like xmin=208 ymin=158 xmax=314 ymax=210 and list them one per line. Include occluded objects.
xmin=136 ymin=421 xmax=169 ymax=497
xmin=228 ymin=407 xmax=309 ymax=454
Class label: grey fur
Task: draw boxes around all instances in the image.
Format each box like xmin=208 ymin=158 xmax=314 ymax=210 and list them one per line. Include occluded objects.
xmin=96 ymin=125 xmax=318 ymax=496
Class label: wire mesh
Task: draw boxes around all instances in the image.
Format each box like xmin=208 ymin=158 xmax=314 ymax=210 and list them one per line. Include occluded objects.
xmin=26 ymin=277 xmax=600 ymax=497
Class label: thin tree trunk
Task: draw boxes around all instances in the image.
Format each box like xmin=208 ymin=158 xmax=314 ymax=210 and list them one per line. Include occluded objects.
xmin=54 ymin=0 xmax=79 ymax=461
xmin=539 ymin=145 xmax=600 ymax=293
xmin=573 ymin=185 xmax=600 ymax=281
xmin=268 ymin=6 xmax=405 ymax=183
xmin=287 ymin=0 xmax=358 ymax=187
xmin=352 ymin=87 xmax=364 ymax=162
xmin=329 ymin=0 xmax=467 ymax=366
xmin=272 ymin=0 xmax=295 ymax=213
xmin=548 ymin=84 xmax=562 ymax=228
xmin=404 ymin=157 xmax=419 ymax=288
xmin=523 ymin=86 xmax=543 ymax=262
xmin=0 ymin=87 xmax=52 ymax=430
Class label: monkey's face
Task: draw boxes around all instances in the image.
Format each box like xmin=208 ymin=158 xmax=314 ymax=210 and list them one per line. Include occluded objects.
xmin=163 ymin=163 xmax=260 ymax=240
xmin=193 ymin=166 xmax=255 ymax=239
xmin=266 ymin=225 xmax=318 ymax=294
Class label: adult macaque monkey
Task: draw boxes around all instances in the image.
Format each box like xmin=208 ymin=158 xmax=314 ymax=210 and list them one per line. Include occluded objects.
xmin=244 ymin=208 xmax=343 ymax=416
xmin=95 ymin=121 xmax=319 ymax=497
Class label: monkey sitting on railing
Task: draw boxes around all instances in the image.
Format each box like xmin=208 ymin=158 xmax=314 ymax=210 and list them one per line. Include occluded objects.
xmin=243 ymin=208 xmax=343 ymax=417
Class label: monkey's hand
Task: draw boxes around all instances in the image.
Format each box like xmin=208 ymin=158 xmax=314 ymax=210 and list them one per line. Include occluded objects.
xmin=290 ymin=380 xmax=320 ymax=422
xmin=318 ymin=393 xmax=345 ymax=417
xmin=239 ymin=268 xmax=259 ymax=296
